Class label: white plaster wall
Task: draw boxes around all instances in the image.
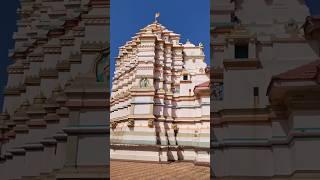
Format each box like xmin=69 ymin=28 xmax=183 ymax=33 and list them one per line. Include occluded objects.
xmin=134 ymin=104 xmax=151 ymax=114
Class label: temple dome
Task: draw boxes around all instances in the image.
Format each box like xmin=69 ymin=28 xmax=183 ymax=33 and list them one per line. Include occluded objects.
xmin=183 ymin=40 xmax=196 ymax=47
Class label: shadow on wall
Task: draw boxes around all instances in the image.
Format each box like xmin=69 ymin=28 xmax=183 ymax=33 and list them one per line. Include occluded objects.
xmin=307 ymin=41 xmax=320 ymax=56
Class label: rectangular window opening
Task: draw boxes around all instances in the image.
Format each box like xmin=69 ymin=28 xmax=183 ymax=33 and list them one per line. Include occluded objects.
xmin=235 ymin=44 xmax=249 ymax=59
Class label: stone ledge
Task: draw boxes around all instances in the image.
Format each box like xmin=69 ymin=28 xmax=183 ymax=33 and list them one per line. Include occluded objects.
xmin=63 ymin=125 xmax=109 ymax=135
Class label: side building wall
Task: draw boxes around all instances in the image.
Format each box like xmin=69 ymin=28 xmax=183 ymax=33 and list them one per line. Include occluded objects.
xmin=0 ymin=0 xmax=109 ymax=179
xmin=212 ymin=0 xmax=320 ymax=178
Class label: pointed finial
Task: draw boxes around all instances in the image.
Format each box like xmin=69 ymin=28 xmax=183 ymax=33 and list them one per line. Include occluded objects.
xmin=155 ymin=12 xmax=160 ymax=23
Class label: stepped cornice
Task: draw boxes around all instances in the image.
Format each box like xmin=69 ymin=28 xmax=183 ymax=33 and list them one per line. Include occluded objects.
xmin=24 ymin=75 xmax=41 ymax=86
xmin=7 ymin=61 xmax=25 ymax=74
xmin=3 ymin=84 xmax=26 ymax=96
xmin=39 ymin=68 xmax=59 ymax=78
xmin=13 ymin=99 xmax=30 ymax=122
xmin=80 ymin=41 xmax=108 ymax=52
xmin=56 ymin=60 xmax=71 ymax=71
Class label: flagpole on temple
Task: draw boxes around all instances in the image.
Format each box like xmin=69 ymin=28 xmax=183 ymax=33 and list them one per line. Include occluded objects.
xmin=155 ymin=12 xmax=160 ymax=23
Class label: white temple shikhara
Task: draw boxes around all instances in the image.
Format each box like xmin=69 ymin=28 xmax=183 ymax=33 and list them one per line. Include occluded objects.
xmin=110 ymin=16 xmax=210 ymax=164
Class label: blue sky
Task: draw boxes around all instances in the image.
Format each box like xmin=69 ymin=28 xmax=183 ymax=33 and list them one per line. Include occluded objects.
xmin=110 ymin=0 xmax=210 ymax=86
xmin=0 ymin=0 xmax=19 ymax=110
xmin=305 ymin=0 xmax=320 ymax=15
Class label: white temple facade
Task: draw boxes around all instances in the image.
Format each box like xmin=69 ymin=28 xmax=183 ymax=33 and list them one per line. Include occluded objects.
xmin=212 ymin=0 xmax=320 ymax=179
xmin=110 ymin=20 xmax=210 ymax=164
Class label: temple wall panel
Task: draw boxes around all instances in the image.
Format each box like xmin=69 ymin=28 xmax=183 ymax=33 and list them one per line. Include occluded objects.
xmin=223 ymin=123 xmax=271 ymax=139
xmin=212 ymin=50 xmax=224 ymax=67
xmin=134 ymin=104 xmax=151 ymax=115
xmin=7 ymin=73 xmax=23 ymax=86
xmin=70 ymin=64 xmax=84 ymax=78
xmin=236 ymin=0 xmax=272 ymax=24
xmin=137 ymin=55 xmax=156 ymax=61
xmin=273 ymin=42 xmax=319 ymax=61
xmin=58 ymin=72 xmax=72 ymax=87
xmin=2 ymin=96 xmax=21 ymax=115
xmin=175 ymin=108 xmax=197 ymax=118
xmin=85 ymin=25 xmax=108 ymax=41
xmin=180 ymin=83 xmax=194 ymax=96
xmin=43 ymin=54 xmax=59 ymax=68
xmin=80 ymin=53 xmax=97 ymax=72
xmin=40 ymin=79 xmax=58 ymax=97
xmin=225 ymin=148 xmax=274 ymax=176
xmin=224 ymin=70 xmax=266 ymax=108
xmin=294 ymin=140 xmax=320 ymax=170
xmin=201 ymin=105 xmax=210 ymax=116
xmin=57 ymin=140 xmax=68 ymax=168
xmin=136 ymin=69 xmax=153 ymax=76
xmin=26 ymin=86 xmax=40 ymax=103
xmin=61 ymin=46 xmax=73 ymax=59
xmin=290 ymin=111 xmax=320 ymax=129
xmin=73 ymin=38 xmax=82 ymax=49
xmin=271 ymin=0 xmax=309 ymax=23
xmin=134 ymin=96 xmax=152 ymax=102
xmin=29 ymin=62 xmax=42 ymax=75
xmin=79 ymin=110 xmax=108 ymax=125
xmin=272 ymin=146 xmax=293 ymax=175
xmin=77 ymin=135 xmax=109 ymax=166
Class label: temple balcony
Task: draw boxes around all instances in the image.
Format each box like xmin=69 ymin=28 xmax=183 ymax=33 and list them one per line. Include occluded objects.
xmin=303 ymin=16 xmax=320 ymax=40
xmin=223 ymin=28 xmax=261 ymax=70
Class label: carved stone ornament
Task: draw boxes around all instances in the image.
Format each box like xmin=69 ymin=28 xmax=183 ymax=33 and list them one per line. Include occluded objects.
xmin=128 ymin=119 xmax=134 ymax=127
xmin=285 ymin=18 xmax=299 ymax=34
xmin=139 ymin=78 xmax=150 ymax=88
xmin=171 ymin=124 xmax=178 ymax=131
xmin=148 ymin=119 xmax=154 ymax=128
xmin=111 ymin=121 xmax=118 ymax=129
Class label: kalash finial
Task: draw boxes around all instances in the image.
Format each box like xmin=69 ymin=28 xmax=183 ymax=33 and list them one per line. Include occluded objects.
xmin=154 ymin=12 xmax=160 ymax=23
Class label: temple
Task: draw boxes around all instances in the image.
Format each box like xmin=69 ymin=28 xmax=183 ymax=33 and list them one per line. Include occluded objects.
xmin=0 ymin=0 xmax=109 ymax=179
xmin=110 ymin=19 xmax=210 ymax=164
xmin=212 ymin=0 xmax=320 ymax=179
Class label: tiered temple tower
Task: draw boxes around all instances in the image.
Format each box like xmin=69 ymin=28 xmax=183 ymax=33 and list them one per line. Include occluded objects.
xmin=110 ymin=19 xmax=210 ymax=164
xmin=212 ymin=0 xmax=320 ymax=178
xmin=0 ymin=0 xmax=109 ymax=179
